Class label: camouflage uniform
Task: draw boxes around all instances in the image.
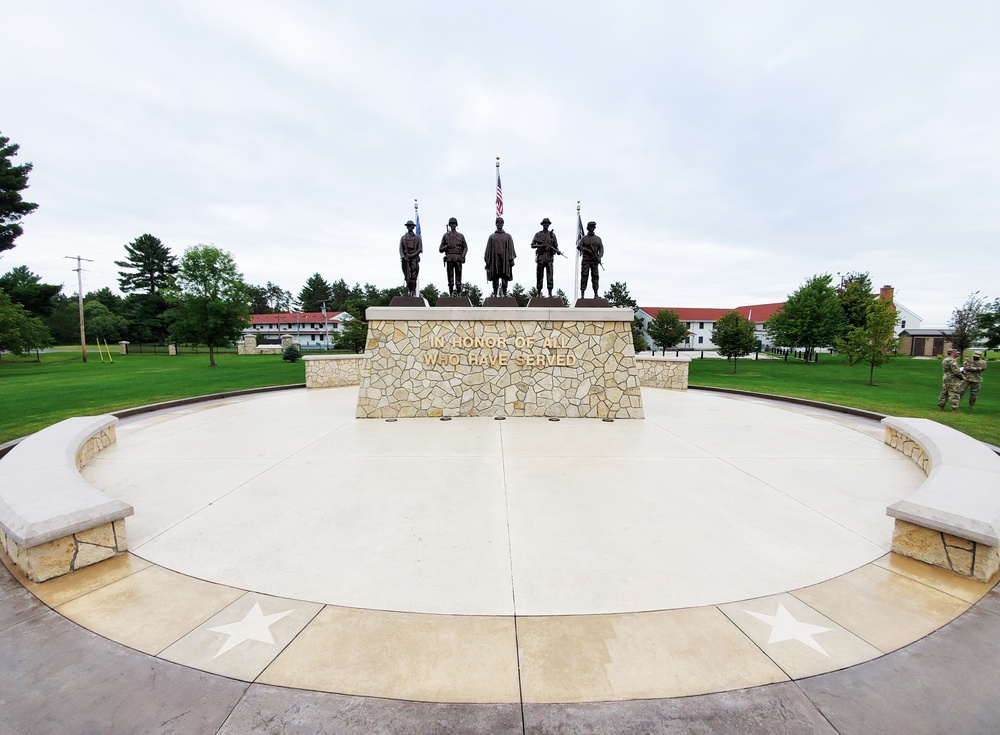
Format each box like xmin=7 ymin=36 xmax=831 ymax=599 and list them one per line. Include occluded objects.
xmin=960 ymin=353 xmax=987 ymax=408
xmin=937 ymin=353 xmax=965 ymax=410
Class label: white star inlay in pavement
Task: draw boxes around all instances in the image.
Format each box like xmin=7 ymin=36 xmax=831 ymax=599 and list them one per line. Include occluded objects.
xmin=746 ymin=602 xmax=832 ymax=657
xmin=208 ymin=602 xmax=294 ymax=658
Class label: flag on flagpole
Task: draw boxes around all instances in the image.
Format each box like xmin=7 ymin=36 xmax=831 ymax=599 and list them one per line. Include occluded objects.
xmin=495 ymin=158 xmax=503 ymax=217
xmin=574 ymin=202 xmax=583 ymax=303
xmin=414 ymin=200 xmax=421 ymax=237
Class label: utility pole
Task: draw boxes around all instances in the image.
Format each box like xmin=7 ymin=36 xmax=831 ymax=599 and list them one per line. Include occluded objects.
xmin=320 ymin=300 xmax=330 ymax=350
xmin=64 ymin=255 xmax=94 ymax=362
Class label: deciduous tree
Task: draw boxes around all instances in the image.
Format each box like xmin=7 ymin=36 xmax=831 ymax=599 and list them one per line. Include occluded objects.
xmin=712 ymin=311 xmax=757 ymax=372
xmin=167 ymin=245 xmax=250 ymax=367
xmin=0 ymin=133 xmax=39 ymax=253
xmin=979 ymin=298 xmax=1000 ymax=352
xmin=0 ymin=289 xmax=51 ymax=356
xmin=948 ymin=292 xmax=986 ymax=358
xmin=765 ymin=274 xmax=844 ymax=361
xmin=837 ymin=272 xmax=875 ymax=329
xmin=646 ymin=309 xmax=688 ymax=355
xmin=835 ymin=299 xmax=900 ymax=385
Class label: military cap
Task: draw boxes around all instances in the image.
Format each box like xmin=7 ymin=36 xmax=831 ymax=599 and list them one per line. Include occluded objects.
xmin=540 ymin=217 xmax=551 ymax=225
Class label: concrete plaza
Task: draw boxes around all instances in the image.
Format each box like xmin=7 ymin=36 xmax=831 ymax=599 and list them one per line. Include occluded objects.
xmin=2 ymin=386 xmax=999 ymax=734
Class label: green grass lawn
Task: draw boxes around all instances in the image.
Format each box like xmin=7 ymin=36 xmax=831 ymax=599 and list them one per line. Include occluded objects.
xmin=2 ymin=349 xmax=997 ymax=449
xmin=688 ymin=353 xmax=999 ymax=447
xmin=0 ymin=350 xmax=305 ymax=443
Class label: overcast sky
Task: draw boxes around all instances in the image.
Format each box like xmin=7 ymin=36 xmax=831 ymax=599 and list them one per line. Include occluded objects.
xmin=4 ymin=1 xmax=998 ymax=324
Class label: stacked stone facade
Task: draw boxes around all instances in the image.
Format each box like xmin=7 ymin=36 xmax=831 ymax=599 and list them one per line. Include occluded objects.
xmin=355 ymin=307 xmax=643 ymax=419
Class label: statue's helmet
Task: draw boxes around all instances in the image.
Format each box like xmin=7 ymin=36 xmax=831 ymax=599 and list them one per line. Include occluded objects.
xmin=587 ymin=221 xmax=597 ymax=229
xmin=496 ymin=217 xmax=504 ymax=226
xmin=404 ymin=220 xmax=416 ymax=227
xmin=448 ymin=217 xmax=458 ymax=225
xmin=540 ymin=217 xmax=551 ymax=226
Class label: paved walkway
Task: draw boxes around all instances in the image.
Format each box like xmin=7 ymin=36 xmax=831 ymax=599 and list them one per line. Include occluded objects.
xmin=2 ymin=386 xmax=999 ymax=733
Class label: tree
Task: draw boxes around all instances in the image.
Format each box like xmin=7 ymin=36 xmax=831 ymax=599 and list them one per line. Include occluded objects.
xmin=83 ymin=301 xmax=128 ymax=343
xmin=115 ymin=234 xmax=178 ymax=294
xmin=0 ymin=289 xmax=51 ymax=357
xmin=646 ymin=309 xmax=688 ymax=355
xmin=947 ymin=292 xmax=986 ymax=358
xmin=980 ymin=298 xmax=1000 ymax=352
xmin=167 ymin=245 xmax=251 ymax=367
xmin=835 ymin=299 xmax=900 ymax=385
xmin=712 ymin=311 xmax=758 ymax=373
xmin=510 ymin=283 xmax=530 ymax=307
xmin=460 ymin=283 xmax=483 ymax=307
xmin=0 ymin=266 xmax=62 ymax=317
xmin=333 ymin=303 xmax=368 ymax=353
xmin=419 ymin=283 xmax=441 ymax=304
xmin=85 ymin=287 xmax=124 ymax=314
xmin=765 ymin=274 xmax=844 ymax=361
xmin=299 ymin=273 xmax=332 ymax=312
xmin=329 ymin=279 xmax=358 ymax=312
xmin=554 ymin=288 xmax=570 ymax=307
xmin=603 ymin=281 xmax=649 ymax=353
xmin=0 ymin=133 xmax=39 ymax=253
xmin=122 ymin=291 xmax=171 ymax=343
xmin=837 ymin=272 xmax=875 ymax=329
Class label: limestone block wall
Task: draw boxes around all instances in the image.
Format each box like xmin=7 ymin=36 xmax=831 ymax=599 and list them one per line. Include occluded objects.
xmin=1 ymin=519 xmax=128 ymax=583
xmin=636 ymin=355 xmax=689 ymax=390
xmin=356 ymin=307 xmax=643 ymax=419
xmin=76 ymin=425 xmax=116 ymax=469
xmin=884 ymin=426 xmax=932 ymax=473
xmin=883 ymin=424 xmax=998 ymax=581
xmin=238 ymin=334 xmax=289 ymax=355
xmin=305 ymin=354 xmax=368 ymax=388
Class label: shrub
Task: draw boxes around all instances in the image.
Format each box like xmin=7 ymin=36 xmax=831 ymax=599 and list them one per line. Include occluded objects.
xmin=282 ymin=343 xmax=302 ymax=362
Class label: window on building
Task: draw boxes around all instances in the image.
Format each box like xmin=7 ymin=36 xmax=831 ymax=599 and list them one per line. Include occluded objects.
xmin=686 ymin=322 xmax=691 ymax=329
xmin=698 ymin=336 xmax=704 ymax=344
xmin=699 ymin=322 xmax=704 ymax=329
xmin=900 ymin=320 xmax=906 ymax=328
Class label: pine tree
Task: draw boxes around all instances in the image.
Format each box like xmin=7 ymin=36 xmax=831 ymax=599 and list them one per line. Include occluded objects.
xmin=115 ymin=234 xmax=178 ymax=294
xmin=299 ymin=273 xmax=332 ymax=312
xmin=0 ymin=133 xmax=39 ymax=253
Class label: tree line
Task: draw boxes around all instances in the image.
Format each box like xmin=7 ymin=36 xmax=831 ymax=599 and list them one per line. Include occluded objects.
xmin=642 ymin=273 xmax=1000 ymax=382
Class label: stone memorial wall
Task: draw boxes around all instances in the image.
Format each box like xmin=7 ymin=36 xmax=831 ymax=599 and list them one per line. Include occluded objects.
xmin=355 ymin=307 xmax=643 ymax=419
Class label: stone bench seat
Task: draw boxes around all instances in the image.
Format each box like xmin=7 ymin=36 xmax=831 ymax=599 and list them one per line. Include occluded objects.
xmin=0 ymin=415 xmax=133 ymax=582
xmin=883 ymin=416 xmax=1000 ymax=581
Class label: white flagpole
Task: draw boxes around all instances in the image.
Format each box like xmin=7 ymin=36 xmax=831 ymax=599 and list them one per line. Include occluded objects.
xmin=574 ymin=201 xmax=582 ymax=303
xmin=414 ymin=198 xmax=421 ymax=296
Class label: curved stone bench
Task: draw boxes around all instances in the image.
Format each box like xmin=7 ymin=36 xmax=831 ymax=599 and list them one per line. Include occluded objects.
xmin=883 ymin=416 xmax=1000 ymax=581
xmin=0 ymin=415 xmax=133 ymax=582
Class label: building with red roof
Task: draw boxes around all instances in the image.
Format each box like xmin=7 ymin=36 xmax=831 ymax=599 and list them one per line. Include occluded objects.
xmin=243 ymin=311 xmax=346 ymax=350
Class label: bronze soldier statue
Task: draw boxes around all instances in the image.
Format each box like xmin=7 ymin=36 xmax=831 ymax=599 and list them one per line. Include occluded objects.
xmin=577 ymin=221 xmax=604 ymax=299
xmin=484 ymin=216 xmax=516 ymax=297
xmin=439 ymin=217 xmax=468 ymax=296
xmin=531 ymin=217 xmax=562 ymax=297
xmin=399 ymin=220 xmax=422 ymax=297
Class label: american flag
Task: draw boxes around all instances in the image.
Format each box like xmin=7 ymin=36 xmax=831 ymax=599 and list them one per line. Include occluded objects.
xmin=415 ymin=209 xmax=421 ymax=237
xmin=576 ymin=209 xmax=585 ymax=247
xmin=495 ymin=163 xmax=503 ymax=217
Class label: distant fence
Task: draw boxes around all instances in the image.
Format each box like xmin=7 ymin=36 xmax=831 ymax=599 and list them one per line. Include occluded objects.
xmin=129 ymin=343 xmax=238 ymax=355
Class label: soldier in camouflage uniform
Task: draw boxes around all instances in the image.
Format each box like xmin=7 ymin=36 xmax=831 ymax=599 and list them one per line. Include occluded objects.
xmin=937 ymin=348 xmax=966 ymax=412
xmin=960 ymin=351 xmax=987 ymax=409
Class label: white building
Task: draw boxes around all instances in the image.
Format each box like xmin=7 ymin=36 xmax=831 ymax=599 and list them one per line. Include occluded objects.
xmin=243 ymin=311 xmax=346 ymax=350
xmin=639 ymin=286 xmax=921 ymax=352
